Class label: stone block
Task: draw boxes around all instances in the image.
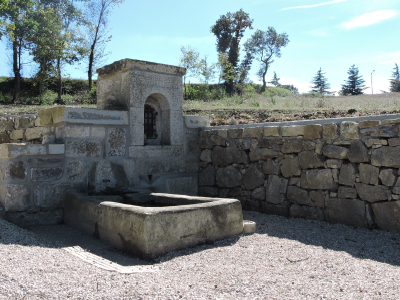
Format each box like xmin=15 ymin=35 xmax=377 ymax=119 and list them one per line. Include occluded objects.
xmin=347 ymin=140 xmax=369 ymax=163
xmin=281 ymin=156 xmax=301 ymax=178
xmin=265 ymin=175 xmax=288 ymax=204
xmin=379 ymin=169 xmax=397 ymax=187
xmin=10 ymin=129 xmax=24 ymax=140
xmin=184 ymin=116 xmax=210 ymax=128
xmin=0 ymin=117 xmax=14 ymax=131
xmin=325 ymin=159 xmax=342 ymax=169
xmin=236 ymin=138 xmax=252 ymax=150
xmin=25 ymin=127 xmax=44 ymax=140
xmin=212 ymin=146 xmax=248 ymax=166
xmin=249 ymin=148 xmax=279 ymax=162
xmin=198 ymin=187 xmax=219 ymax=197
xmin=359 ymin=120 xmax=380 ymax=128
xmin=0 ymin=131 xmax=10 ymax=144
xmin=281 ymin=125 xmax=304 ymax=137
xmin=210 ymin=134 xmax=226 ymax=147
xmin=91 ymin=127 xmax=106 ymax=139
xmin=309 ymin=190 xmax=325 ymax=207
xmin=371 ymin=146 xmax=400 ymax=168
xmin=372 ymin=201 xmax=400 ymax=233
xmin=65 ymin=125 xmax=90 ymax=139
xmin=302 ymin=141 xmax=316 ymax=151
xmin=5 ymin=161 xmax=26 ymax=180
xmin=0 ymin=144 xmax=47 ymax=158
xmin=289 ymin=177 xmax=301 ymax=187
xmin=339 ymin=163 xmax=357 ymax=187
xmin=199 ymin=165 xmax=215 ymax=186
xmin=65 ymin=140 xmax=101 ymax=158
xmin=281 ymin=138 xmax=303 ymax=153
xmin=322 ymin=145 xmax=348 ymax=159
xmin=88 ymin=161 xmax=129 ymax=194
xmin=355 ymin=183 xmax=390 ymax=202
xmin=358 ymin=164 xmax=379 ymax=185
xmin=325 ymin=198 xmax=366 ymax=228
xmin=260 ymin=202 xmax=289 ymax=217
xmin=338 ymin=186 xmax=357 ymax=198
xmin=298 ymin=151 xmax=324 ymax=169
xmin=14 ymin=116 xmax=35 ymax=129
xmin=360 ymin=126 xmax=395 ymax=138
xmin=107 ymin=128 xmax=126 ymax=157
xmin=67 ymin=161 xmax=85 ymax=181
xmin=41 ymin=183 xmax=85 ymax=208
xmin=287 ymin=186 xmax=312 ymax=205
xmin=340 ymin=121 xmax=359 ymax=140
xmin=290 ymin=205 xmax=324 ymax=221
xmin=200 ymin=149 xmax=212 ymax=162
xmin=388 ymin=138 xmax=400 ymax=147
xmin=381 ymin=118 xmax=400 ymax=125
xmin=251 ymin=187 xmax=265 ymax=201
xmin=165 ymin=177 xmax=198 ymax=195
xmin=0 ymin=184 xmax=30 ymax=212
xmin=227 ymin=128 xmax=243 ymax=139
xmin=216 ymin=166 xmax=243 ymax=188
xmin=303 ymin=124 xmax=322 ymax=140
xmin=301 ymin=169 xmax=336 ymax=190
xmin=243 ymin=164 xmax=265 ymax=190
xmin=217 ymin=129 xmax=228 ymax=139
xmin=262 ymin=159 xmax=281 ymax=175
xmin=48 ymin=144 xmax=65 ymax=155
xmin=243 ymin=127 xmax=263 ymax=139
xmin=264 ymin=126 xmax=279 ymax=137
xmin=365 ymin=139 xmax=387 ymax=148
xmin=31 ymin=167 xmax=63 ymax=181
xmin=323 ymin=123 xmax=338 ymax=140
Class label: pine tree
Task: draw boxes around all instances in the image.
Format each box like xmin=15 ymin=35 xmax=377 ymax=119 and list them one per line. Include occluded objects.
xmin=340 ymin=64 xmax=366 ymax=95
xmin=310 ymin=67 xmax=330 ymax=94
xmin=269 ymin=72 xmax=280 ymax=87
xmin=390 ymin=62 xmax=400 ymax=92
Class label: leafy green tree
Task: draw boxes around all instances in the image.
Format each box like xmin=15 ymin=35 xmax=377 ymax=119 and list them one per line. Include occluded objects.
xmin=245 ymin=27 xmax=289 ymax=92
xmin=84 ymin=0 xmax=124 ymax=91
xmin=310 ymin=68 xmax=330 ymax=94
xmin=340 ymin=64 xmax=366 ymax=95
xmin=390 ymin=62 xmax=400 ymax=92
xmin=179 ymin=45 xmax=200 ymax=99
xmin=0 ymin=0 xmax=9 ymax=39
xmin=211 ymin=9 xmax=253 ymax=94
xmin=269 ymin=71 xmax=280 ymax=87
xmin=197 ymin=55 xmax=216 ymax=84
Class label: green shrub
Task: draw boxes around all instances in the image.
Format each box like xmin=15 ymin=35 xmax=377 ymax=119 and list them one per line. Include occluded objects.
xmin=262 ymin=87 xmax=292 ymax=97
xmin=0 ymin=91 xmax=5 ymax=103
xmin=38 ymin=90 xmax=58 ymax=105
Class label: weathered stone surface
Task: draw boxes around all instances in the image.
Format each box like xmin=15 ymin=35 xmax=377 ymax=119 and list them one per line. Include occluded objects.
xmin=309 ymin=190 xmax=325 ymax=207
xmin=360 ymin=126 xmax=395 ymax=138
xmin=289 ymin=177 xmax=301 ymax=187
xmin=359 ymin=120 xmax=380 ymax=129
xmin=388 ymin=138 xmax=400 ymax=147
xmin=265 ymin=175 xmax=288 ymax=204
xmin=0 ymin=117 xmax=13 ymax=131
xmin=65 ymin=140 xmax=101 ymax=158
xmin=10 ymin=129 xmax=24 ymax=140
xmin=340 ymin=121 xmax=359 ymax=140
xmin=298 ymin=151 xmax=324 ymax=169
xmin=31 ymin=167 xmax=63 ymax=181
xmin=302 ymin=141 xmax=316 ymax=151
xmin=379 ymin=169 xmax=397 ymax=187
xmin=355 ymin=183 xmax=390 ymax=202
xmin=281 ymin=156 xmax=301 ymax=178
xmin=0 ymin=184 xmax=30 ymax=212
xmin=227 ymin=128 xmax=243 ymax=139
xmin=216 ymin=129 xmax=228 ymax=138
xmin=338 ymin=186 xmax=357 ymax=198
xmin=281 ymin=125 xmax=304 ymax=137
xmin=48 ymin=144 xmax=65 ymax=155
xmin=0 ymin=131 xmax=10 ymax=143
xmin=198 ymin=187 xmax=219 ymax=197
xmin=281 ymin=138 xmax=303 ymax=153
xmin=303 ymin=124 xmax=322 ymax=140
xmin=347 ymin=140 xmax=369 ymax=163
xmin=264 ymin=126 xmax=279 ymax=137
xmin=249 ymin=148 xmax=279 ymax=162
xmin=262 ymin=159 xmax=281 ymax=175
xmin=216 ymin=166 xmax=243 ymax=188
xmin=358 ymin=163 xmax=379 ymax=185
xmin=212 ymin=146 xmax=248 ymax=166
xmin=287 ymin=186 xmax=312 ymax=205
xmin=260 ymin=202 xmax=289 ymax=217
xmin=290 ymin=205 xmax=324 ymax=221
xmin=210 ymin=134 xmax=226 ymax=147
xmin=301 ymin=169 xmax=336 ymax=190
xmin=91 ymin=127 xmax=106 ymax=139
xmin=322 ymin=145 xmax=348 ymax=159
xmin=65 ymin=125 xmax=90 ymax=139
xmin=323 ymin=123 xmax=338 ymax=140
xmin=371 ymin=146 xmax=400 ymax=168
xmin=6 ymin=161 xmax=26 ymax=180
xmin=372 ymin=201 xmax=400 ymax=233
xmin=365 ymin=139 xmax=387 ymax=148
xmin=165 ymin=177 xmax=198 ymax=195
xmin=199 ymin=138 xmax=214 ymax=149
xmin=88 ymin=161 xmax=129 ymax=194
xmin=14 ymin=116 xmax=35 ymax=129
xmin=339 ymin=164 xmax=357 ymax=187
xmin=251 ymin=187 xmax=266 ymax=201
xmin=243 ymin=164 xmax=265 ymax=190
xmin=184 ymin=116 xmax=210 ymax=128
xmin=200 ymin=149 xmax=212 ymax=162
xmin=325 ymin=159 xmax=342 ymax=169
xmin=236 ymin=138 xmax=252 ymax=150
xmin=325 ymin=198 xmax=366 ymax=228
xmin=243 ymin=127 xmax=263 ymax=139
xmin=107 ymin=128 xmax=126 ymax=157
xmin=25 ymin=127 xmax=47 ymax=140
xmin=199 ymin=164 xmax=215 ymax=186
xmin=67 ymin=161 xmax=85 ymax=181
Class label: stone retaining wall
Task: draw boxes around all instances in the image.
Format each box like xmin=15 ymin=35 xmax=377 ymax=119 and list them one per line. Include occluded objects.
xmin=198 ymin=116 xmax=400 ymax=233
xmin=0 ymin=115 xmax=44 ymax=144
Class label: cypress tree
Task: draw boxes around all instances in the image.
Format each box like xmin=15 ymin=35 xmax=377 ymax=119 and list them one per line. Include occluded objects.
xmin=310 ymin=67 xmax=330 ymax=94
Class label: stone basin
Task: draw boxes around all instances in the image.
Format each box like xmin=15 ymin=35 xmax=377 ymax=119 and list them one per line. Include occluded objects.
xmin=64 ymin=192 xmax=243 ymax=260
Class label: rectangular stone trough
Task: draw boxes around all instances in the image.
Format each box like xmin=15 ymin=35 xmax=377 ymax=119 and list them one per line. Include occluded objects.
xmin=64 ymin=192 xmax=243 ymax=260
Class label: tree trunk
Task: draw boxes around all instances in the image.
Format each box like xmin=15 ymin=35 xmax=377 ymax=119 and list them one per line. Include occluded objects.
xmin=261 ymin=65 xmax=268 ymax=93
xmin=183 ymin=76 xmax=186 ymax=100
xmin=12 ymin=41 xmax=20 ymax=103
xmin=88 ymin=46 xmax=94 ymax=91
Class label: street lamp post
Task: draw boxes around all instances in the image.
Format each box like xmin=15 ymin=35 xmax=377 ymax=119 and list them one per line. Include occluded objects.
xmin=371 ymin=70 xmax=375 ymax=95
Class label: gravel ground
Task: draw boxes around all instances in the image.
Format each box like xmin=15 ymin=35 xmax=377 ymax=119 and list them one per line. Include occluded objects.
xmin=1 ymin=211 xmax=400 ymax=299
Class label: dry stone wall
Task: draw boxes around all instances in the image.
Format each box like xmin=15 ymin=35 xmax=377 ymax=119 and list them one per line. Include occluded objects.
xmin=198 ymin=116 xmax=400 ymax=234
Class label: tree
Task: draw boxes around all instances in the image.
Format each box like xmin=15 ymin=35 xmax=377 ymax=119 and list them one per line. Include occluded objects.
xmin=197 ymin=55 xmax=216 ymax=84
xmin=310 ymin=68 xmax=330 ymax=94
xmin=179 ymin=46 xmax=200 ymax=99
xmin=0 ymin=0 xmax=9 ymax=39
xmin=85 ymin=0 xmax=124 ymax=91
xmin=340 ymin=64 xmax=366 ymax=95
xmin=269 ymin=71 xmax=280 ymax=87
xmin=245 ymin=27 xmax=289 ymax=92
xmin=390 ymin=62 xmax=400 ymax=92
xmin=211 ymin=9 xmax=253 ymax=94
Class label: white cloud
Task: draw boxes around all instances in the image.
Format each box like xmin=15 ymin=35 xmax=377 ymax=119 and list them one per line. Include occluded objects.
xmin=282 ymin=0 xmax=346 ymax=11
xmin=341 ymin=10 xmax=397 ymax=29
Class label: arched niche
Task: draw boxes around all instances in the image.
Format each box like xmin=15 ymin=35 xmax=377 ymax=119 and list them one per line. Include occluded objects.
xmin=143 ymin=93 xmax=171 ymax=145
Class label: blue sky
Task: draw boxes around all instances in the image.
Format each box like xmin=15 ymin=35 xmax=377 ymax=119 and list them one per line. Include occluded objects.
xmin=0 ymin=0 xmax=399 ymax=94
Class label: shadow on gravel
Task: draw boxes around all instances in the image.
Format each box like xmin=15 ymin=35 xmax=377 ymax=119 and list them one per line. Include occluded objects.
xmin=244 ymin=211 xmax=400 ymax=267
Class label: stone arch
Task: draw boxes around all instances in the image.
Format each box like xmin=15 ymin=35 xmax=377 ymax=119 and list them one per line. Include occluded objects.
xmin=143 ymin=93 xmax=171 ymax=145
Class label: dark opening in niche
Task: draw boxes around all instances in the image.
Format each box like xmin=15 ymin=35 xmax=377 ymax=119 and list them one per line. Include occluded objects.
xmin=144 ymin=104 xmax=158 ymax=139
